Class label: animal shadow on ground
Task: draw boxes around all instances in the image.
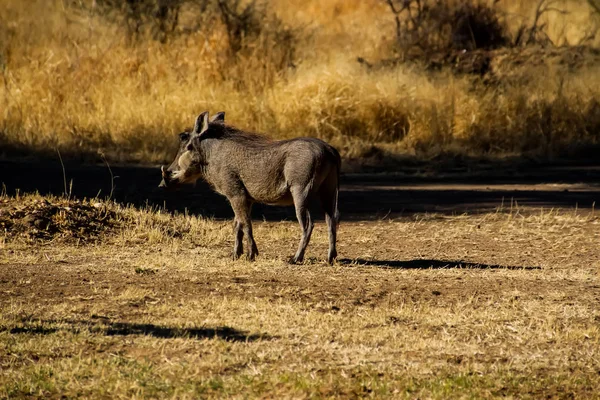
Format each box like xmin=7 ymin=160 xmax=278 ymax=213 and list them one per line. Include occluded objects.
xmin=3 ymin=319 xmax=272 ymax=342
xmin=337 ymin=258 xmax=541 ymax=270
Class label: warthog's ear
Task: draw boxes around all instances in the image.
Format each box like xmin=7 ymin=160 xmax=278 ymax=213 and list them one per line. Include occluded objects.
xmin=210 ymin=112 xmax=225 ymax=123
xmin=193 ymin=111 xmax=209 ymax=135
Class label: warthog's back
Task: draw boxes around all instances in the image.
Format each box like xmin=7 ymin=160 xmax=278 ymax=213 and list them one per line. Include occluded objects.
xmin=279 ymin=137 xmax=340 ymax=187
xmin=208 ymin=135 xmax=340 ymax=206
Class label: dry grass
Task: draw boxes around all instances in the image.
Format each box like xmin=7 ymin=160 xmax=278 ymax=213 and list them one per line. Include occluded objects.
xmin=1 ymin=193 xmax=600 ymax=398
xmin=1 ymin=0 xmax=600 ymax=166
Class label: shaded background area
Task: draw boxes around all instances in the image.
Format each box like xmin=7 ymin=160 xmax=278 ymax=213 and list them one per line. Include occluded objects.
xmin=2 ymin=160 xmax=599 ymax=220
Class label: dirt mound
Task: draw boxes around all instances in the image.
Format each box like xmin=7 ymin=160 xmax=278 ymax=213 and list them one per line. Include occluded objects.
xmin=0 ymin=197 xmax=120 ymax=242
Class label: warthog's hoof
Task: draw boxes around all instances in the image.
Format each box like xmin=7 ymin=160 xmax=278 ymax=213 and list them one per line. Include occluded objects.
xmin=232 ymin=250 xmax=258 ymax=261
xmin=327 ymin=250 xmax=337 ymax=265
xmin=246 ymin=246 xmax=258 ymax=261
xmin=288 ymin=256 xmax=303 ymax=265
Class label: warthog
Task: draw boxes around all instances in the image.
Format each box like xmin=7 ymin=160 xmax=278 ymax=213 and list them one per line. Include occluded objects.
xmin=159 ymin=111 xmax=341 ymax=264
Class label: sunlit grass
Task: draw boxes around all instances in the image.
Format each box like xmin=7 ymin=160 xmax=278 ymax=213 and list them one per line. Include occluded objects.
xmin=1 ymin=0 xmax=600 ymax=165
xmin=1 ymin=193 xmax=600 ymax=398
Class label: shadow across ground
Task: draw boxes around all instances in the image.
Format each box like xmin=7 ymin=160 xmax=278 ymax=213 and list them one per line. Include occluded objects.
xmin=2 ymin=160 xmax=600 ymax=219
xmin=338 ymin=258 xmax=541 ymax=270
xmin=2 ymin=318 xmax=271 ymax=342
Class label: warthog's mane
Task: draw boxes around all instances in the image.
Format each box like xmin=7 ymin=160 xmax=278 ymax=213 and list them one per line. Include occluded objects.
xmin=202 ymin=123 xmax=274 ymax=147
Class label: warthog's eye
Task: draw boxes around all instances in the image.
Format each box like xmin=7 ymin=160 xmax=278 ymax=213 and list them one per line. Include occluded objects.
xmin=179 ymin=132 xmax=190 ymax=142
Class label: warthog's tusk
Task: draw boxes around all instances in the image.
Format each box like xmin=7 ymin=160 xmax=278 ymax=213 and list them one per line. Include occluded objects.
xmin=161 ymin=165 xmax=167 ymax=177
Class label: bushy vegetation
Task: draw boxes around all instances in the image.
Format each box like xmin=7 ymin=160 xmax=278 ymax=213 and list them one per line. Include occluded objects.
xmin=1 ymin=0 xmax=600 ymax=166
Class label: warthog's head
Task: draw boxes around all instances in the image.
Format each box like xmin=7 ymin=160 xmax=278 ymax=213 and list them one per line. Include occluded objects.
xmin=159 ymin=111 xmax=225 ymax=189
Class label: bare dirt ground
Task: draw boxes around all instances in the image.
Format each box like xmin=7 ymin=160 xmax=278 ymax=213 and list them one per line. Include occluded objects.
xmin=1 ymin=164 xmax=600 ymax=398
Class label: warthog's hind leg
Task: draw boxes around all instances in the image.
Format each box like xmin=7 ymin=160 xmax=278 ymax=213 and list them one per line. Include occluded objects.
xmin=319 ymin=177 xmax=339 ymax=265
xmin=324 ymin=213 xmax=337 ymax=264
xmin=292 ymin=189 xmax=314 ymax=264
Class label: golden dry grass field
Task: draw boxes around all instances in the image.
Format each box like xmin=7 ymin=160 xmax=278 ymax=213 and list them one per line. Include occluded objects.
xmin=3 ymin=0 xmax=600 ymax=398
xmin=1 ymin=193 xmax=600 ymax=398
xmin=1 ymin=0 xmax=600 ymax=165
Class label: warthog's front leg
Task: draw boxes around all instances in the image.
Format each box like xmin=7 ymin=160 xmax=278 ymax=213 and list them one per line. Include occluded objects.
xmin=243 ymin=219 xmax=259 ymax=260
xmin=230 ymin=196 xmax=258 ymax=261
xmin=233 ymin=220 xmax=244 ymax=260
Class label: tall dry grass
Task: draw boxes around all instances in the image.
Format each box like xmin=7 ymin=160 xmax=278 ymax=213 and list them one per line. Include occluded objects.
xmin=1 ymin=0 xmax=600 ymax=165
